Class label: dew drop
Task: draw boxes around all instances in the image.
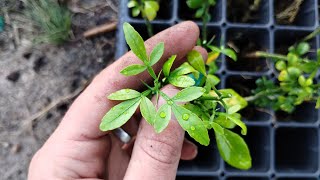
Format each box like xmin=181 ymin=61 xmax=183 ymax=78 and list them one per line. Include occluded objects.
xmin=167 ymin=100 xmax=173 ymax=105
xmin=160 ymin=111 xmax=166 ymax=118
xmin=191 ymin=126 xmax=195 ymax=131
xmin=125 ymin=89 xmax=130 ymax=93
xmin=182 ymin=113 xmax=189 ymax=120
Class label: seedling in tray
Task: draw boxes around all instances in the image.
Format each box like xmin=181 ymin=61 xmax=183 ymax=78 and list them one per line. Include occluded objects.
xmin=248 ymin=29 xmax=320 ymax=114
xmin=99 ymin=22 xmax=252 ymax=170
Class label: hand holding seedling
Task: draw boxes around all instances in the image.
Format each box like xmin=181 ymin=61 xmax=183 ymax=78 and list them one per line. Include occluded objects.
xmin=28 ymin=22 xmax=209 ymax=180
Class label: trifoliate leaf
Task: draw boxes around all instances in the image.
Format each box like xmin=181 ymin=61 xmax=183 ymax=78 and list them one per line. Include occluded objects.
xmin=144 ymin=1 xmax=159 ymax=21
xmin=140 ymin=96 xmax=157 ymax=125
xmin=154 ymin=103 xmax=171 ymax=133
xmin=172 ymin=104 xmax=210 ymax=145
xmin=120 ymin=64 xmax=147 ymax=76
xmin=172 ymin=87 xmax=205 ymax=102
xmin=163 ymin=55 xmax=176 ymax=77
xmin=187 ymin=50 xmax=206 ymax=75
xmin=150 ymin=42 xmax=164 ymax=66
xmin=100 ymin=97 xmax=141 ymax=131
xmin=212 ymin=122 xmax=252 ymax=170
xmin=123 ymin=22 xmax=148 ymax=62
xmin=108 ymin=89 xmax=141 ymax=100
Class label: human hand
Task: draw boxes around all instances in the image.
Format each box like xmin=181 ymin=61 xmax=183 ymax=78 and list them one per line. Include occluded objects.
xmin=28 ymin=21 xmax=208 ymax=180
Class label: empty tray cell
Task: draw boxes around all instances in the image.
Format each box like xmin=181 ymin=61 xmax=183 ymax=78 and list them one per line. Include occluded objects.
xmin=178 ymin=132 xmax=220 ymax=172
xmin=274 ymin=29 xmax=317 ymax=60
xmin=277 ymin=178 xmax=317 ymax=180
xmin=178 ymin=0 xmax=222 ymax=23
xmin=226 ymin=177 xmax=269 ymax=180
xmin=226 ymin=126 xmax=271 ymax=172
xmin=275 ymin=102 xmax=318 ymax=123
xmin=127 ymin=0 xmax=174 ymax=20
xmin=226 ymin=28 xmax=270 ymax=72
xmin=225 ymin=75 xmax=272 ymax=122
xmin=275 ymin=127 xmax=319 ymax=173
xmin=227 ymin=0 xmax=270 ymax=24
xmin=176 ymin=176 xmax=218 ymax=180
xmin=274 ymin=0 xmax=316 ymax=27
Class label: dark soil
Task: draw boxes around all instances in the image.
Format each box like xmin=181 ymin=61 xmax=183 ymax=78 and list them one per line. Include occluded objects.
xmin=226 ymin=30 xmax=269 ymax=72
xmin=227 ymin=0 xmax=262 ymax=23
xmin=0 ymin=0 xmax=118 ymax=179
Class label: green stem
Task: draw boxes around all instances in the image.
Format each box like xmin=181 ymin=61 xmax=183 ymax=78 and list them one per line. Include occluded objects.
xmin=255 ymin=51 xmax=287 ymax=61
xmin=145 ymin=19 xmax=153 ymax=37
xmin=201 ymin=4 xmax=209 ymax=45
xmin=302 ymin=27 xmax=320 ymax=42
xmin=244 ymin=88 xmax=281 ymax=102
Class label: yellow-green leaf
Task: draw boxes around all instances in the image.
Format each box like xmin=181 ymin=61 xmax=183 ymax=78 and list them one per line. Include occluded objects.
xmin=100 ymin=97 xmax=141 ymax=131
xmin=150 ymin=42 xmax=164 ymax=66
xmin=123 ymin=22 xmax=148 ymax=62
xmin=187 ymin=50 xmax=206 ymax=75
xmin=172 ymin=87 xmax=205 ymax=102
xmin=154 ymin=103 xmax=171 ymax=133
xmin=169 ymin=75 xmax=195 ymax=88
xmin=163 ymin=55 xmax=176 ymax=77
xmin=120 ymin=64 xmax=147 ymax=76
xmin=108 ymin=89 xmax=141 ymax=100
xmin=140 ymin=96 xmax=157 ymax=125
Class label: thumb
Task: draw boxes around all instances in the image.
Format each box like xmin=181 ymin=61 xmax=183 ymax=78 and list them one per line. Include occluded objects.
xmin=124 ymin=85 xmax=184 ymax=180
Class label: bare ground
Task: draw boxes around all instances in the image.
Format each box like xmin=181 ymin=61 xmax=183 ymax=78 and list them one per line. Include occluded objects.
xmin=0 ymin=0 xmax=118 ymax=179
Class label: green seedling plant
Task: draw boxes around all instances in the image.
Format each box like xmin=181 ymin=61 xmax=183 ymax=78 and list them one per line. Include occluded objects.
xmin=25 ymin=0 xmax=72 ymax=45
xmin=99 ymin=22 xmax=252 ymax=170
xmin=186 ymin=0 xmax=237 ymax=69
xmin=249 ymin=35 xmax=320 ymax=113
xmin=127 ymin=0 xmax=160 ymax=37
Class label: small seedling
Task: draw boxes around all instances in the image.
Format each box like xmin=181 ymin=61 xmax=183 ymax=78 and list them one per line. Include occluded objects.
xmin=25 ymin=0 xmax=72 ymax=45
xmin=100 ymin=22 xmax=252 ymax=170
xmin=127 ymin=0 xmax=160 ymax=37
xmin=249 ymin=29 xmax=320 ymax=113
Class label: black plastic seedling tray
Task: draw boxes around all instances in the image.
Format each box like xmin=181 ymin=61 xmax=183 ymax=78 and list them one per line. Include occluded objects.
xmin=115 ymin=0 xmax=320 ymax=179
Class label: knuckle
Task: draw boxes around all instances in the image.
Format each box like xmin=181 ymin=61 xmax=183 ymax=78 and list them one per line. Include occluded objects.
xmin=137 ymin=133 xmax=181 ymax=165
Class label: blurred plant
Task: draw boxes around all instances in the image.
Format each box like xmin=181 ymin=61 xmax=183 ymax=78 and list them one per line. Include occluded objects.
xmin=0 ymin=16 xmax=4 ymax=32
xmin=100 ymin=22 xmax=251 ymax=170
xmin=248 ymin=28 xmax=320 ymax=113
xmin=25 ymin=0 xmax=72 ymax=45
xmin=127 ymin=0 xmax=159 ymax=37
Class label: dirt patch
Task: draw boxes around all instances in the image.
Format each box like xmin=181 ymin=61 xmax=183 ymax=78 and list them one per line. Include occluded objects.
xmin=0 ymin=0 xmax=118 ymax=179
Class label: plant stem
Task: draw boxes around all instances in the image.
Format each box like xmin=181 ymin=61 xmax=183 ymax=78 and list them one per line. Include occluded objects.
xmin=255 ymin=51 xmax=287 ymax=61
xmin=302 ymin=27 xmax=320 ymax=42
xmin=202 ymin=3 xmax=209 ymax=45
xmin=244 ymin=88 xmax=281 ymax=102
xmin=145 ymin=19 xmax=153 ymax=37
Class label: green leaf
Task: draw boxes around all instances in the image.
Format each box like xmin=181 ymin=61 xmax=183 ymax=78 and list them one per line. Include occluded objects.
xmin=140 ymin=96 xmax=157 ymax=125
xmin=184 ymin=103 xmax=210 ymax=122
xmin=227 ymin=114 xmax=247 ymax=135
xmin=120 ymin=64 xmax=147 ymax=76
xmin=169 ymin=75 xmax=195 ymax=88
xmin=213 ymin=113 xmax=236 ymax=129
xmin=100 ymin=97 xmax=141 ymax=131
xmin=163 ymin=55 xmax=176 ymax=77
xmin=132 ymin=7 xmax=141 ymax=17
xmin=316 ymin=97 xmax=320 ymax=109
xmin=127 ymin=0 xmax=138 ymax=8
xmin=154 ymin=103 xmax=172 ymax=133
xmin=228 ymin=104 xmax=241 ymax=114
xmin=221 ymin=48 xmax=237 ymax=61
xmin=108 ymin=89 xmax=141 ymax=100
xmin=218 ymin=89 xmax=248 ymax=109
xmin=195 ymin=7 xmax=205 ymax=18
xmin=171 ymin=62 xmax=198 ymax=77
xmin=172 ymin=104 xmax=210 ymax=145
xmin=144 ymin=1 xmax=159 ymax=21
xmin=187 ymin=50 xmax=206 ymax=75
xmin=296 ymin=42 xmax=310 ymax=55
xmin=150 ymin=42 xmax=164 ymax=66
xmin=123 ymin=22 xmax=148 ymax=62
xmin=186 ymin=0 xmax=204 ymax=9
xmin=212 ymin=123 xmax=252 ymax=170
xmin=172 ymin=87 xmax=205 ymax=102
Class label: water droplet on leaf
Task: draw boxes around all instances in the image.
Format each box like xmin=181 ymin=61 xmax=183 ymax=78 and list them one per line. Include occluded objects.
xmin=125 ymin=89 xmax=130 ymax=93
xmin=182 ymin=113 xmax=189 ymax=120
xmin=191 ymin=126 xmax=195 ymax=131
xmin=160 ymin=111 xmax=166 ymax=118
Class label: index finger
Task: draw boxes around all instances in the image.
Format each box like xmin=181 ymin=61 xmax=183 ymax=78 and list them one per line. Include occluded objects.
xmin=54 ymin=21 xmax=200 ymax=140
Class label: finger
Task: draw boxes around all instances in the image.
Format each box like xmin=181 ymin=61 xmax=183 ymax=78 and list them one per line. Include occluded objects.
xmin=181 ymin=139 xmax=198 ymax=160
xmin=125 ymin=85 xmax=183 ymax=180
xmin=54 ymin=21 xmax=200 ymax=141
